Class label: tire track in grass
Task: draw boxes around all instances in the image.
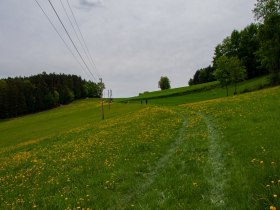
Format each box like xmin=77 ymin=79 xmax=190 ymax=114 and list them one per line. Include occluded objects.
xmin=118 ymin=108 xmax=227 ymax=209
xmin=118 ymin=109 xmax=187 ymax=208
xmin=198 ymin=112 xmax=227 ymax=208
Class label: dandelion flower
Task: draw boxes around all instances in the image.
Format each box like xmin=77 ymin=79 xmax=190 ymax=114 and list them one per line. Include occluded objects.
xmin=192 ymin=182 xmax=198 ymax=187
xmin=270 ymin=205 xmax=276 ymax=210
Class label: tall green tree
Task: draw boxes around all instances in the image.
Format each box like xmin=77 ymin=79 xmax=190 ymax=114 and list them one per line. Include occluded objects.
xmin=214 ymin=56 xmax=246 ymax=96
xmin=239 ymin=24 xmax=264 ymax=78
xmin=213 ymin=56 xmax=231 ymax=96
xmin=158 ymin=76 xmax=171 ymax=90
xmin=213 ymin=31 xmax=241 ymax=68
xmin=258 ymin=15 xmax=280 ymax=83
xmin=253 ymin=0 xmax=280 ymax=22
xmin=228 ymin=57 xmax=247 ymax=94
xmin=254 ymin=0 xmax=280 ymax=83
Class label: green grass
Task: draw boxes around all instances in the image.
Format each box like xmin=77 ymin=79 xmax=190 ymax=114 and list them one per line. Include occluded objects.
xmin=0 ymin=81 xmax=279 ymax=209
xmin=0 ymin=99 xmax=143 ymax=149
xmin=130 ymin=81 xmax=219 ymax=100
xmin=0 ymin=106 xmax=182 ymax=209
xmin=121 ymin=76 xmax=269 ymax=105
xmin=182 ymin=87 xmax=280 ymax=209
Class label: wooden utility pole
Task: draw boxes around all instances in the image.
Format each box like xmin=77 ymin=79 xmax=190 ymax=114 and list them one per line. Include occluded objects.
xmin=100 ymin=78 xmax=104 ymax=120
xmin=108 ymin=89 xmax=110 ymax=110
xmin=108 ymin=89 xmax=112 ymax=110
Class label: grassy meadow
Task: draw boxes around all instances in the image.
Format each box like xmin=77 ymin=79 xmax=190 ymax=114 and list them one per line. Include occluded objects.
xmin=0 ymin=99 xmax=143 ymax=149
xmin=121 ymin=76 xmax=269 ymax=105
xmin=0 ymin=81 xmax=279 ymax=209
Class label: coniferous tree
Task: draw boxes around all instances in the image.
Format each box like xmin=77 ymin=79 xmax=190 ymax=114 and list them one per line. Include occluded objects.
xmin=0 ymin=72 xmax=102 ymax=119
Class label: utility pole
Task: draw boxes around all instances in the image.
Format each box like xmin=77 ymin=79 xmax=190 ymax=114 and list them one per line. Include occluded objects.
xmin=109 ymin=89 xmax=112 ymax=110
xmin=108 ymin=89 xmax=110 ymax=110
xmin=100 ymin=78 xmax=104 ymax=120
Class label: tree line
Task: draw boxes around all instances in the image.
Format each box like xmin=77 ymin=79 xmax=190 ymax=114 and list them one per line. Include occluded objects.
xmin=189 ymin=0 xmax=280 ymax=90
xmin=0 ymin=72 xmax=103 ymax=119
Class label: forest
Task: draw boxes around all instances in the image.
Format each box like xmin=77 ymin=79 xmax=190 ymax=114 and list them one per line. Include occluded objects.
xmin=0 ymin=72 xmax=102 ymax=119
xmin=189 ymin=1 xmax=280 ymax=86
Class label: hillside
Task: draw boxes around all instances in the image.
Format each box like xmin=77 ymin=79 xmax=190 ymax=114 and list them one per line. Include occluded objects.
xmin=120 ymin=76 xmax=269 ymax=105
xmin=0 ymin=85 xmax=279 ymax=209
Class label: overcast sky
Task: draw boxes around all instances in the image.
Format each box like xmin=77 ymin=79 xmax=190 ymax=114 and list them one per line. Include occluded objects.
xmin=0 ymin=0 xmax=256 ymax=97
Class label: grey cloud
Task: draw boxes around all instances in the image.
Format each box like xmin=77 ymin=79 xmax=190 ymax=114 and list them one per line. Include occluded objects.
xmin=78 ymin=0 xmax=103 ymax=9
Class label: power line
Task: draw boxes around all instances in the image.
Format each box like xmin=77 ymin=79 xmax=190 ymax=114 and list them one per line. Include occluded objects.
xmin=34 ymin=0 xmax=92 ymax=79
xmin=66 ymin=0 xmax=101 ymax=79
xmin=59 ymin=0 xmax=99 ymax=79
xmin=47 ymin=0 xmax=98 ymax=82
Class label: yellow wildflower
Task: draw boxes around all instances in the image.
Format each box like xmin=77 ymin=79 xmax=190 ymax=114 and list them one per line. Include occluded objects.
xmin=192 ymin=182 xmax=198 ymax=187
xmin=270 ymin=205 xmax=276 ymax=210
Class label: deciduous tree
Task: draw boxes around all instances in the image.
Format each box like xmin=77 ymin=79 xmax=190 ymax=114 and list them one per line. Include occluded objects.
xmin=253 ymin=0 xmax=280 ymax=22
xmin=228 ymin=57 xmax=247 ymax=94
xmin=214 ymin=56 xmax=231 ymax=96
xmin=214 ymin=56 xmax=246 ymax=95
xmin=158 ymin=76 xmax=171 ymax=90
xmin=257 ymin=15 xmax=280 ymax=84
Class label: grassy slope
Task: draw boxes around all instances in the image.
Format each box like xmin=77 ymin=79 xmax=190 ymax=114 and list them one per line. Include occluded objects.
xmin=180 ymin=87 xmax=280 ymax=209
xmin=0 ymin=105 xmax=182 ymax=209
xmin=0 ymin=81 xmax=279 ymax=209
xmin=123 ymin=86 xmax=280 ymax=210
xmin=0 ymin=99 xmax=143 ymax=149
xmin=124 ymin=87 xmax=280 ymax=210
xmin=131 ymin=81 xmax=219 ymax=99
xmin=121 ymin=76 xmax=269 ymax=105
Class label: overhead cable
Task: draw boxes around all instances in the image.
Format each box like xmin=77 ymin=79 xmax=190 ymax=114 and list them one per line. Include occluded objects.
xmin=34 ymin=0 xmax=92 ymax=79
xmin=47 ymin=0 xmax=98 ymax=82
xmin=59 ymin=0 xmax=99 ymax=79
xmin=66 ymin=0 xmax=101 ymax=79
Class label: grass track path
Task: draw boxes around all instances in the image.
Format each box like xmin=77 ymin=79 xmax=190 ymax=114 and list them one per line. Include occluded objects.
xmin=179 ymin=108 xmax=228 ymax=209
xmin=199 ymin=113 xmax=227 ymax=208
xmin=122 ymin=106 xmax=229 ymax=209
xmin=117 ymin=109 xmax=188 ymax=208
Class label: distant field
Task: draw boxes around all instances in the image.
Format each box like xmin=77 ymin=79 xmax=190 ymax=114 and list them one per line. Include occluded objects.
xmin=0 ymin=99 xmax=143 ymax=149
xmin=121 ymin=76 xmax=269 ymax=105
xmin=0 ymin=84 xmax=279 ymax=209
xmin=131 ymin=81 xmax=219 ymax=99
